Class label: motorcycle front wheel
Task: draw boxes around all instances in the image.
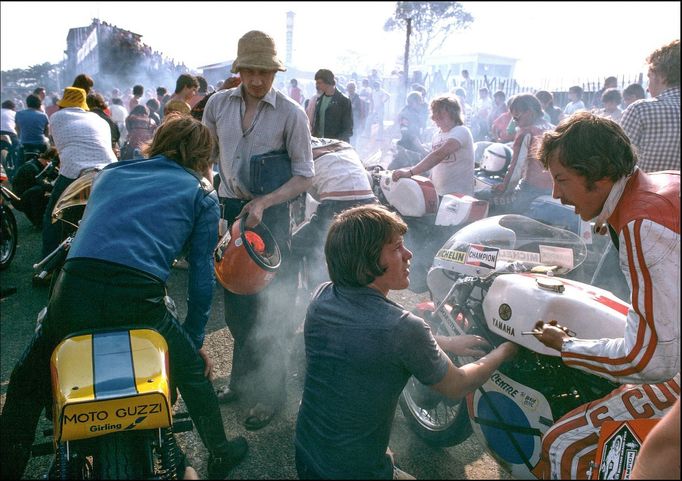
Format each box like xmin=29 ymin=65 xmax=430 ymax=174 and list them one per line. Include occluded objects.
xmin=398 ymin=309 xmax=472 ymax=447
xmin=0 ymin=205 xmax=18 ymax=270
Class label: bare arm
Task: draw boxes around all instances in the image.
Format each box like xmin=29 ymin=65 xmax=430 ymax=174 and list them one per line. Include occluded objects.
xmin=430 ymin=341 xmax=518 ymax=400
xmin=392 ymin=138 xmax=461 ymax=180
xmin=631 ymin=400 xmax=680 ymax=479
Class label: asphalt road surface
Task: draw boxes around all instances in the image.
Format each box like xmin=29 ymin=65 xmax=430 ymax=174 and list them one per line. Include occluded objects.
xmin=1 ymin=209 xmax=510 ymax=479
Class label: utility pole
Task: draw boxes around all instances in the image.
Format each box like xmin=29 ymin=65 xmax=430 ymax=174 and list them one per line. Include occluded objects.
xmin=403 ymin=17 xmax=411 ymax=92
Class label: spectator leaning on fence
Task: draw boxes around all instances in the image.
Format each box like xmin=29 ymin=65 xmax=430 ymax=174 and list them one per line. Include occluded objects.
xmin=620 ymin=39 xmax=680 ymax=172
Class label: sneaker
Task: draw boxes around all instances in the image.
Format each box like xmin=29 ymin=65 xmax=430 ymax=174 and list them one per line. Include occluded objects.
xmin=207 ymin=436 xmax=248 ymax=479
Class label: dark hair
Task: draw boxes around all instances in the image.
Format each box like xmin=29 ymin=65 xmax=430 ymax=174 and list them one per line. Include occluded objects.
xmin=146 ymin=98 xmax=160 ymax=112
xmin=601 ymin=88 xmax=622 ymax=105
xmin=314 ymin=69 xmax=335 ymax=86
xmin=493 ymin=90 xmax=506 ymax=101
xmin=111 ymin=97 xmax=123 ymax=106
xmin=290 ymin=78 xmax=298 ymax=87
xmin=142 ymin=114 xmax=213 ymax=174
xmin=130 ymin=105 xmax=149 ymax=117
xmin=509 ymin=93 xmax=544 ymax=121
xmin=86 ymin=92 xmax=107 ymax=110
xmin=33 ymin=87 xmax=46 ymax=96
xmin=26 ymin=94 xmax=42 ymax=109
xmin=174 ymin=74 xmax=199 ymax=94
xmin=2 ymin=100 xmax=15 ymax=109
xmin=133 ymin=85 xmax=144 ymax=96
xmin=623 ymin=83 xmax=646 ymax=100
xmin=430 ymin=95 xmax=464 ymax=126
xmin=568 ymin=85 xmax=584 ymax=99
xmin=325 ymin=204 xmax=407 ymax=287
xmin=196 ymin=75 xmax=208 ymax=94
xmin=604 ymin=76 xmax=618 ymax=87
xmin=39 ymin=146 xmax=60 ymax=165
xmin=72 ymin=74 xmax=94 ymax=94
xmin=156 ymin=86 xmax=168 ymax=97
xmin=538 ymin=111 xmax=636 ymax=189
xmin=646 ymin=39 xmax=680 ymax=86
xmin=535 ymin=90 xmax=553 ymax=105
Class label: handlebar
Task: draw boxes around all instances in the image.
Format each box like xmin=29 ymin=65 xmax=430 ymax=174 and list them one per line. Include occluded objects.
xmin=35 ymin=159 xmax=59 ymax=182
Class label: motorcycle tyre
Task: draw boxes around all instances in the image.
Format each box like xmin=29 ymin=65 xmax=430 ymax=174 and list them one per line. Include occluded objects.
xmin=398 ymin=309 xmax=472 ymax=447
xmin=0 ymin=205 xmax=18 ymax=270
xmin=399 ymin=387 xmax=472 ymax=447
xmin=93 ymin=432 xmax=150 ymax=479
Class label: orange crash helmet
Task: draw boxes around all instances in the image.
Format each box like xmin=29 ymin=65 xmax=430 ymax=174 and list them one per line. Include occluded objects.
xmin=214 ymin=217 xmax=281 ymax=295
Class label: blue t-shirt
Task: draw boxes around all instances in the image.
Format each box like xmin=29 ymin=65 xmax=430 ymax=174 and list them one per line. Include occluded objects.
xmin=15 ymin=108 xmax=49 ymax=144
xmin=294 ymin=282 xmax=449 ymax=479
xmin=68 ymin=155 xmax=220 ymax=348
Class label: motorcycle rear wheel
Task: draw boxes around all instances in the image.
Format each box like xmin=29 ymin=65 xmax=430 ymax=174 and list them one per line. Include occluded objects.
xmin=0 ymin=205 xmax=18 ymax=270
xmin=93 ymin=432 xmax=151 ymax=479
xmin=398 ymin=309 xmax=472 ymax=447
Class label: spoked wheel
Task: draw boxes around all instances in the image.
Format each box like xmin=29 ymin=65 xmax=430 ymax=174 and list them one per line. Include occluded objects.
xmin=0 ymin=205 xmax=18 ymax=270
xmin=398 ymin=308 xmax=472 ymax=447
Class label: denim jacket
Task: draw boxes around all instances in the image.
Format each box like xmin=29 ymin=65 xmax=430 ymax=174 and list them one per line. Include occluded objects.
xmin=68 ymin=155 xmax=220 ymax=348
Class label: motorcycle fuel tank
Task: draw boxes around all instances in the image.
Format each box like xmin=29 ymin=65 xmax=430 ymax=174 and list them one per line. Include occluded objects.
xmin=482 ymin=273 xmax=629 ymax=357
xmin=378 ymin=171 xmax=438 ymax=217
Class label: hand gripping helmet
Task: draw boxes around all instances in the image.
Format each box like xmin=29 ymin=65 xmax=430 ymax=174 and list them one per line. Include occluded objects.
xmin=214 ymin=217 xmax=281 ymax=295
xmin=480 ymin=143 xmax=513 ymax=175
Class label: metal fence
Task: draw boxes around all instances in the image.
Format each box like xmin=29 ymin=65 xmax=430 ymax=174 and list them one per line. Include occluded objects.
xmin=421 ymin=72 xmax=646 ymax=109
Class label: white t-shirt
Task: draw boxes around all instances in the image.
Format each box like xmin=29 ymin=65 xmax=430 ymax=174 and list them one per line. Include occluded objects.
xmin=430 ymin=125 xmax=475 ymax=196
xmin=1 ymin=108 xmax=16 ymax=134
xmin=50 ymin=108 xmax=117 ymax=179
xmin=309 ymin=145 xmax=374 ymax=202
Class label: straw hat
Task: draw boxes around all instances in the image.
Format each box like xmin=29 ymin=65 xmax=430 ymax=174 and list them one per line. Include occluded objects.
xmin=231 ymin=30 xmax=286 ymax=73
xmin=57 ymin=87 xmax=89 ymax=110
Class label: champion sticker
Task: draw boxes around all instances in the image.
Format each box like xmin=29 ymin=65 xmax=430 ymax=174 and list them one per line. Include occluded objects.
xmin=466 ymin=244 xmax=499 ymax=269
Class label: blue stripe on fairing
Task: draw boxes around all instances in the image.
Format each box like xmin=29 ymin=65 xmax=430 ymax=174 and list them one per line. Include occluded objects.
xmin=93 ymin=331 xmax=137 ymax=399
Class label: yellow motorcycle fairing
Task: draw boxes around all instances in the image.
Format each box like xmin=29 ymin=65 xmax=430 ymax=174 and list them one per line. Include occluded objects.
xmin=51 ymin=328 xmax=172 ymax=443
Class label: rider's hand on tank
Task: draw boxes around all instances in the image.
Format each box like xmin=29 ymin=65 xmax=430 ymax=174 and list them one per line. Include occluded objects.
xmin=391 ymin=168 xmax=410 ymax=182
xmin=533 ymin=320 xmax=571 ymax=351
xmin=198 ymin=347 xmax=214 ymax=379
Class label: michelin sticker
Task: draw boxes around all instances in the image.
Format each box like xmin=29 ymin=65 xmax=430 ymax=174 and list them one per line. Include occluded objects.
xmin=436 ymin=249 xmax=466 ymax=263
xmin=539 ymin=245 xmax=574 ymax=269
xmin=498 ymin=249 xmax=541 ymax=264
xmin=466 ymin=244 xmax=499 ymax=269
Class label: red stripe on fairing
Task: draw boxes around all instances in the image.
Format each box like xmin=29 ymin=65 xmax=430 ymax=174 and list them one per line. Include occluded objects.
xmin=523 ymin=273 xmax=630 ymax=316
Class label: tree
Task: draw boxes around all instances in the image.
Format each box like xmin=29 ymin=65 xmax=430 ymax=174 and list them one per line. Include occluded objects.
xmin=385 ymin=2 xmax=474 ymax=89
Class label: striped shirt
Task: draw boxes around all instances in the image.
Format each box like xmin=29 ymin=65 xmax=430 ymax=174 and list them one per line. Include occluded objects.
xmin=621 ymin=87 xmax=680 ymax=172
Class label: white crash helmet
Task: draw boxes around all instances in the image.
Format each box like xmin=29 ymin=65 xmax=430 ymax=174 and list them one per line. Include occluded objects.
xmin=481 ymin=143 xmax=513 ymax=174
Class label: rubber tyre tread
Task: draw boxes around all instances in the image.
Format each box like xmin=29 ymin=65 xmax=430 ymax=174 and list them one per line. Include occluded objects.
xmin=94 ymin=432 xmax=148 ymax=479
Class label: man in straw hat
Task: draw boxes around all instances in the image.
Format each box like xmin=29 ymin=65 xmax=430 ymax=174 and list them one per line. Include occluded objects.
xmin=203 ymin=30 xmax=314 ymax=431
